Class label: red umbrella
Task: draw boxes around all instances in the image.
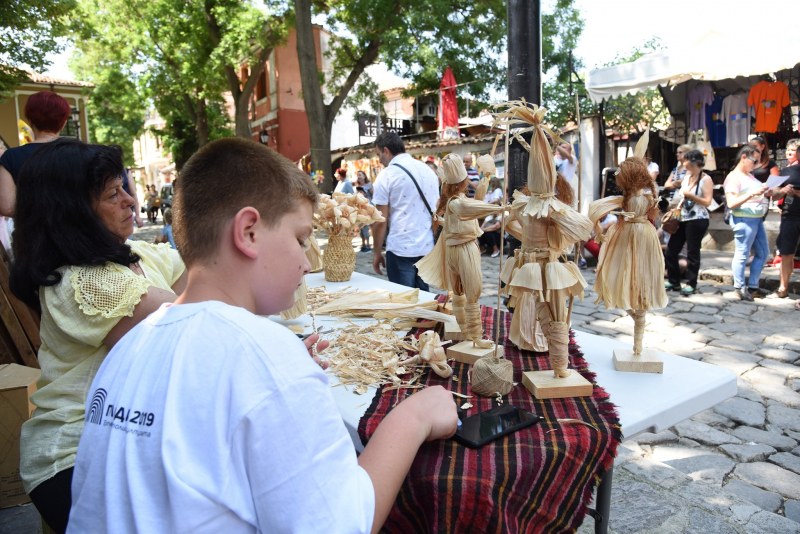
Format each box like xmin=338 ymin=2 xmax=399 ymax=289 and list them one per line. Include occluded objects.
xmin=438 ymin=66 xmax=459 ymax=138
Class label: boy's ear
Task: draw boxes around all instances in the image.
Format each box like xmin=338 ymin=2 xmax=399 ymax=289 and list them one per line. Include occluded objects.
xmin=231 ymin=207 xmax=261 ymax=259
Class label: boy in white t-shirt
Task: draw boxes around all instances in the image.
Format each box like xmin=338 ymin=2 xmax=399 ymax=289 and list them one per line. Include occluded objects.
xmin=68 ymin=138 xmax=458 ymax=533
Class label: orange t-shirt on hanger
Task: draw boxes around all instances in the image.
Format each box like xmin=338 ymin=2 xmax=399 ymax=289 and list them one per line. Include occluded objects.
xmin=748 ymin=80 xmax=789 ymax=133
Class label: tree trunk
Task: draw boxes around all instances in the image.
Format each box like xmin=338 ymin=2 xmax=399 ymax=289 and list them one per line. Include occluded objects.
xmin=295 ymin=0 xmax=382 ymax=192
xmin=195 ymin=94 xmax=210 ymax=147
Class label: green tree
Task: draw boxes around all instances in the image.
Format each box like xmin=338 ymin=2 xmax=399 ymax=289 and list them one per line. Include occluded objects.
xmin=71 ymin=0 xmax=289 ymax=167
xmin=295 ymin=0 xmax=587 ymax=189
xmin=295 ymin=0 xmax=506 ymax=191
xmin=0 ymin=1 xmax=75 ymax=96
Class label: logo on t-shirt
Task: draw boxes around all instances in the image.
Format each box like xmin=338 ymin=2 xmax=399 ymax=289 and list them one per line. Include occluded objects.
xmin=86 ymin=387 xmax=156 ymax=437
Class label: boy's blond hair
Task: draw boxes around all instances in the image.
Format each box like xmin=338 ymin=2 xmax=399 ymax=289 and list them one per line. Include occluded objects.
xmin=174 ymin=138 xmax=318 ymax=266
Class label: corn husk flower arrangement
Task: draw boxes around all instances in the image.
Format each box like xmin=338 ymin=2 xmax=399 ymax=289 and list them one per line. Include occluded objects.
xmin=315 ymin=192 xmax=384 ymax=236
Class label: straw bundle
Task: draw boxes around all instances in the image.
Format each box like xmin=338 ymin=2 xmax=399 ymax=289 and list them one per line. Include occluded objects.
xmin=314 ymin=287 xmax=438 ymax=317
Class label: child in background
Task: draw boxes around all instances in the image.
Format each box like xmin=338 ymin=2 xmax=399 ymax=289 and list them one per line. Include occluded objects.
xmin=68 ymin=138 xmax=457 ymax=533
xmin=154 ymin=207 xmax=176 ymax=249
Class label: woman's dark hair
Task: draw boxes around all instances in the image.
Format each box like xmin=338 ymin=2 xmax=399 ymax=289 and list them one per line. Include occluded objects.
xmin=10 ymin=138 xmax=139 ymax=310
xmin=684 ymin=149 xmax=706 ymax=168
xmin=24 ymin=91 xmax=71 ymax=133
xmin=749 ymin=136 xmax=770 ymax=165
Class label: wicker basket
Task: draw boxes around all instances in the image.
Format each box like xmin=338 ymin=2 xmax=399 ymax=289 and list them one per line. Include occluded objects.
xmin=324 ymin=234 xmax=356 ymax=282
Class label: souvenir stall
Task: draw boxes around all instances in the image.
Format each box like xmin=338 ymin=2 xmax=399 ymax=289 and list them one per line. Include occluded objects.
xmin=586 ymin=29 xmax=800 ymax=185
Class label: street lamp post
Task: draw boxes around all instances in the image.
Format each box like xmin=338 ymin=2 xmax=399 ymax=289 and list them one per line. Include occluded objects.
xmin=71 ymin=106 xmax=81 ymax=140
xmin=259 ymin=128 xmax=269 ymax=145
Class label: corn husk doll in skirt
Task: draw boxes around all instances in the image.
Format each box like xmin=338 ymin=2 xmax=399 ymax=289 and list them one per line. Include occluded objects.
xmin=416 ymin=154 xmax=505 ymax=349
xmin=496 ymin=102 xmax=593 ymax=378
xmin=588 ymin=143 xmax=668 ymax=359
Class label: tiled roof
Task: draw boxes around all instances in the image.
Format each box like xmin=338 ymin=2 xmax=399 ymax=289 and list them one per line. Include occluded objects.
xmin=24 ymin=70 xmax=94 ymax=88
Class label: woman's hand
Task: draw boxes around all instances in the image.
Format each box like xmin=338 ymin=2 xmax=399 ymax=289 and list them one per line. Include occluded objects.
xmin=303 ymin=332 xmax=330 ymax=369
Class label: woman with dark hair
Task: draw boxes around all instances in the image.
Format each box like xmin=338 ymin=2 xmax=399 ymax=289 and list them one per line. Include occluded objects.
xmin=749 ymin=135 xmax=779 ymax=183
xmin=10 ymin=138 xmax=186 ymax=532
xmin=723 ymin=144 xmax=772 ymax=301
xmin=664 ymin=149 xmax=714 ymax=295
xmin=0 ymin=90 xmax=71 ymax=216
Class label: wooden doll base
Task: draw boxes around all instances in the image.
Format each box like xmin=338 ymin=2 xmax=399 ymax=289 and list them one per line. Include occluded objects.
xmin=438 ymin=300 xmax=454 ymax=315
xmin=443 ymin=320 xmax=466 ymax=342
xmin=446 ymin=341 xmax=501 ymax=365
xmin=613 ymin=348 xmax=664 ymax=374
xmin=521 ymin=370 xmax=593 ymax=400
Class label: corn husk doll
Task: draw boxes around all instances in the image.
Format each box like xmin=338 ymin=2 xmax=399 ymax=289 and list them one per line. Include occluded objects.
xmin=415 ymin=154 xmax=504 ymax=349
xmin=496 ymin=102 xmax=592 ymax=378
xmin=588 ymin=132 xmax=668 ymax=356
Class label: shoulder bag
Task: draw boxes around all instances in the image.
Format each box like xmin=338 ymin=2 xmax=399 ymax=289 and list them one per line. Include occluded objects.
xmin=392 ymin=163 xmax=440 ymax=241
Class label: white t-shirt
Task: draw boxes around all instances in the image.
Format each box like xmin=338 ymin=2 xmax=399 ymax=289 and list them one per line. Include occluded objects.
xmin=69 ymin=301 xmax=374 ymax=534
xmin=647 ymin=161 xmax=659 ymax=176
xmin=554 ymin=152 xmax=577 ymax=187
xmin=372 ymin=153 xmax=440 ymax=257
xmin=724 ymin=170 xmax=769 ymax=218
xmin=484 ymin=187 xmax=503 ymax=204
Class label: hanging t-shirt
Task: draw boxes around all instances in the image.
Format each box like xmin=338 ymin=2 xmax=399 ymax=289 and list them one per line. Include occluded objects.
xmin=687 ymin=83 xmax=714 ymax=131
xmin=721 ymin=93 xmax=750 ymax=146
xmin=748 ymin=80 xmax=790 ymax=133
xmin=705 ymin=95 xmax=726 ymax=148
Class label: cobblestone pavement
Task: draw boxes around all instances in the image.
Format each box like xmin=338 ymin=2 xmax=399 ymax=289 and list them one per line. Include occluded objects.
xmin=4 ymin=224 xmax=797 ymax=533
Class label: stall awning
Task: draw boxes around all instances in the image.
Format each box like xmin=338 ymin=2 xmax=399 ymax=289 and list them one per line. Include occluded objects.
xmin=585 ymin=28 xmax=800 ymax=111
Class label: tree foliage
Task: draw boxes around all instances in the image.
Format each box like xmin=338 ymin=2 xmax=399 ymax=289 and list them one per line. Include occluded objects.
xmin=70 ymin=0 xmax=289 ymax=168
xmin=0 ymin=0 xmax=75 ymax=97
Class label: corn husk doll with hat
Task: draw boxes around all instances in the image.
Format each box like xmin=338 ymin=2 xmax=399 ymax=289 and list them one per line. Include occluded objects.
xmin=415 ymin=153 xmax=505 ymax=350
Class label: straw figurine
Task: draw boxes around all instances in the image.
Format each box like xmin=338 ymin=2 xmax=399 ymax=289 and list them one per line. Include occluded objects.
xmin=588 ymin=131 xmax=668 ymax=371
xmin=399 ymin=330 xmax=453 ymax=379
xmin=473 ymin=154 xmax=495 ymax=200
xmin=495 ymin=101 xmax=593 ymax=381
xmin=415 ymin=154 xmax=505 ymax=350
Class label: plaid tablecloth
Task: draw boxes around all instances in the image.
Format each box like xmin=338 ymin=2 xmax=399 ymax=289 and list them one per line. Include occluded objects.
xmin=358 ymin=303 xmax=622 ymax=533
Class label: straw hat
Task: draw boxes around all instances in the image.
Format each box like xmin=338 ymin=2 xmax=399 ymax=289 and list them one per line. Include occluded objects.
xmin=477 ymin=154 xmax=496 ymax=175
xmin=441 ymin=153 xmax=468 ymax=184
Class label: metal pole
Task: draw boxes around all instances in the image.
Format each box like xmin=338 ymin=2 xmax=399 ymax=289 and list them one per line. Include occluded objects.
xmin=507 ymin=0 xmax=541 ymax=193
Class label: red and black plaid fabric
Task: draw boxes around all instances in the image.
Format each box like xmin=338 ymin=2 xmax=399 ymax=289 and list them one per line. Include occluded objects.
xmin=358 ymin=301 xmax=622 ymax=533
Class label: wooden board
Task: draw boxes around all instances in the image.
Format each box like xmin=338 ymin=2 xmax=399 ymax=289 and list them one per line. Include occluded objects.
xmin=612 ymin=348 xmax=664 ymax=374
xmin=442 ymin=320 xmax=466 ymax=342
xmin=446 ymin=342 xmax=502 ymax=365
xmin=522 ymin=370 xmax=593 ymax=400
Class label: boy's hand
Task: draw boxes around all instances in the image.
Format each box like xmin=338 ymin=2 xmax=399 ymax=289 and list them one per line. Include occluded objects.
xmin=373 ymin=251 xmax=386 ymax=275
xmin=403 ymin=385 xmax=458 ymax=441
xmin=303 ymin=333 xmax=329 ymax=370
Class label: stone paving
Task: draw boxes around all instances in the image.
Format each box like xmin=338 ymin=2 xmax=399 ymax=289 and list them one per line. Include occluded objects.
xmin=3 ymin=222 xmax=799 ymax=533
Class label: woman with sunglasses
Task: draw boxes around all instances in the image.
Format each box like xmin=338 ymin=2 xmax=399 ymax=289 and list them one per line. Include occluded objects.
xmin=723 ymin=145 xmax=773 ymax=301
xmin=664 ymin=150 xmax=714 ymax=295
xmin=663 ymin=144 xmax=692 ymax=198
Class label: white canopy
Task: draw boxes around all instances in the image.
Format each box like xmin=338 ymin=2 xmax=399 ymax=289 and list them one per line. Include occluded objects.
xmin=586 ymin=28 xmax=800 ymax=108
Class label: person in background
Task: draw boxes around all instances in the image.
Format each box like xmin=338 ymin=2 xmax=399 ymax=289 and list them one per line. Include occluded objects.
xmin=356 ymin=170 xmax=373 ymax=252
xmin=664 ymin=150 xmax=714 ymax=296
xmin=334 ymin=167 xmax=355 ymax=194
xmin=484 ymin=176 xmax=504 ymax=205
xmin=645 ymin=153 xmax=659 ymax=181
xmin=372 ymin=132 xmax=439 ymax=289
xmin=662 ymin=144 xmax=692 ymax=198
xmin=463 ymin=153 xmax=480 ymax=196
xmin=749 ymin=135 xmax=779 ymax=183
xmin=145 ymin=184 xmax=160 ymax=223
xmin=9 ymin=139 xmax=187 ymax=532
xmin=122 ymin=168 xmax=143 ymax=228
xmin=155 ymin=207 xmax=177 ymax=249
xmin=554 ymin=142 xmax=577 ymax=192
xmin=67 ymin=137 xmax=457 ymax=533
xmin=769 ymin=138 xmax=800 ymax=305
xmin=0 ymin=90 xmax=71 ymax=217
xmin=723 ymin=145 xmax=773 ymax=301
